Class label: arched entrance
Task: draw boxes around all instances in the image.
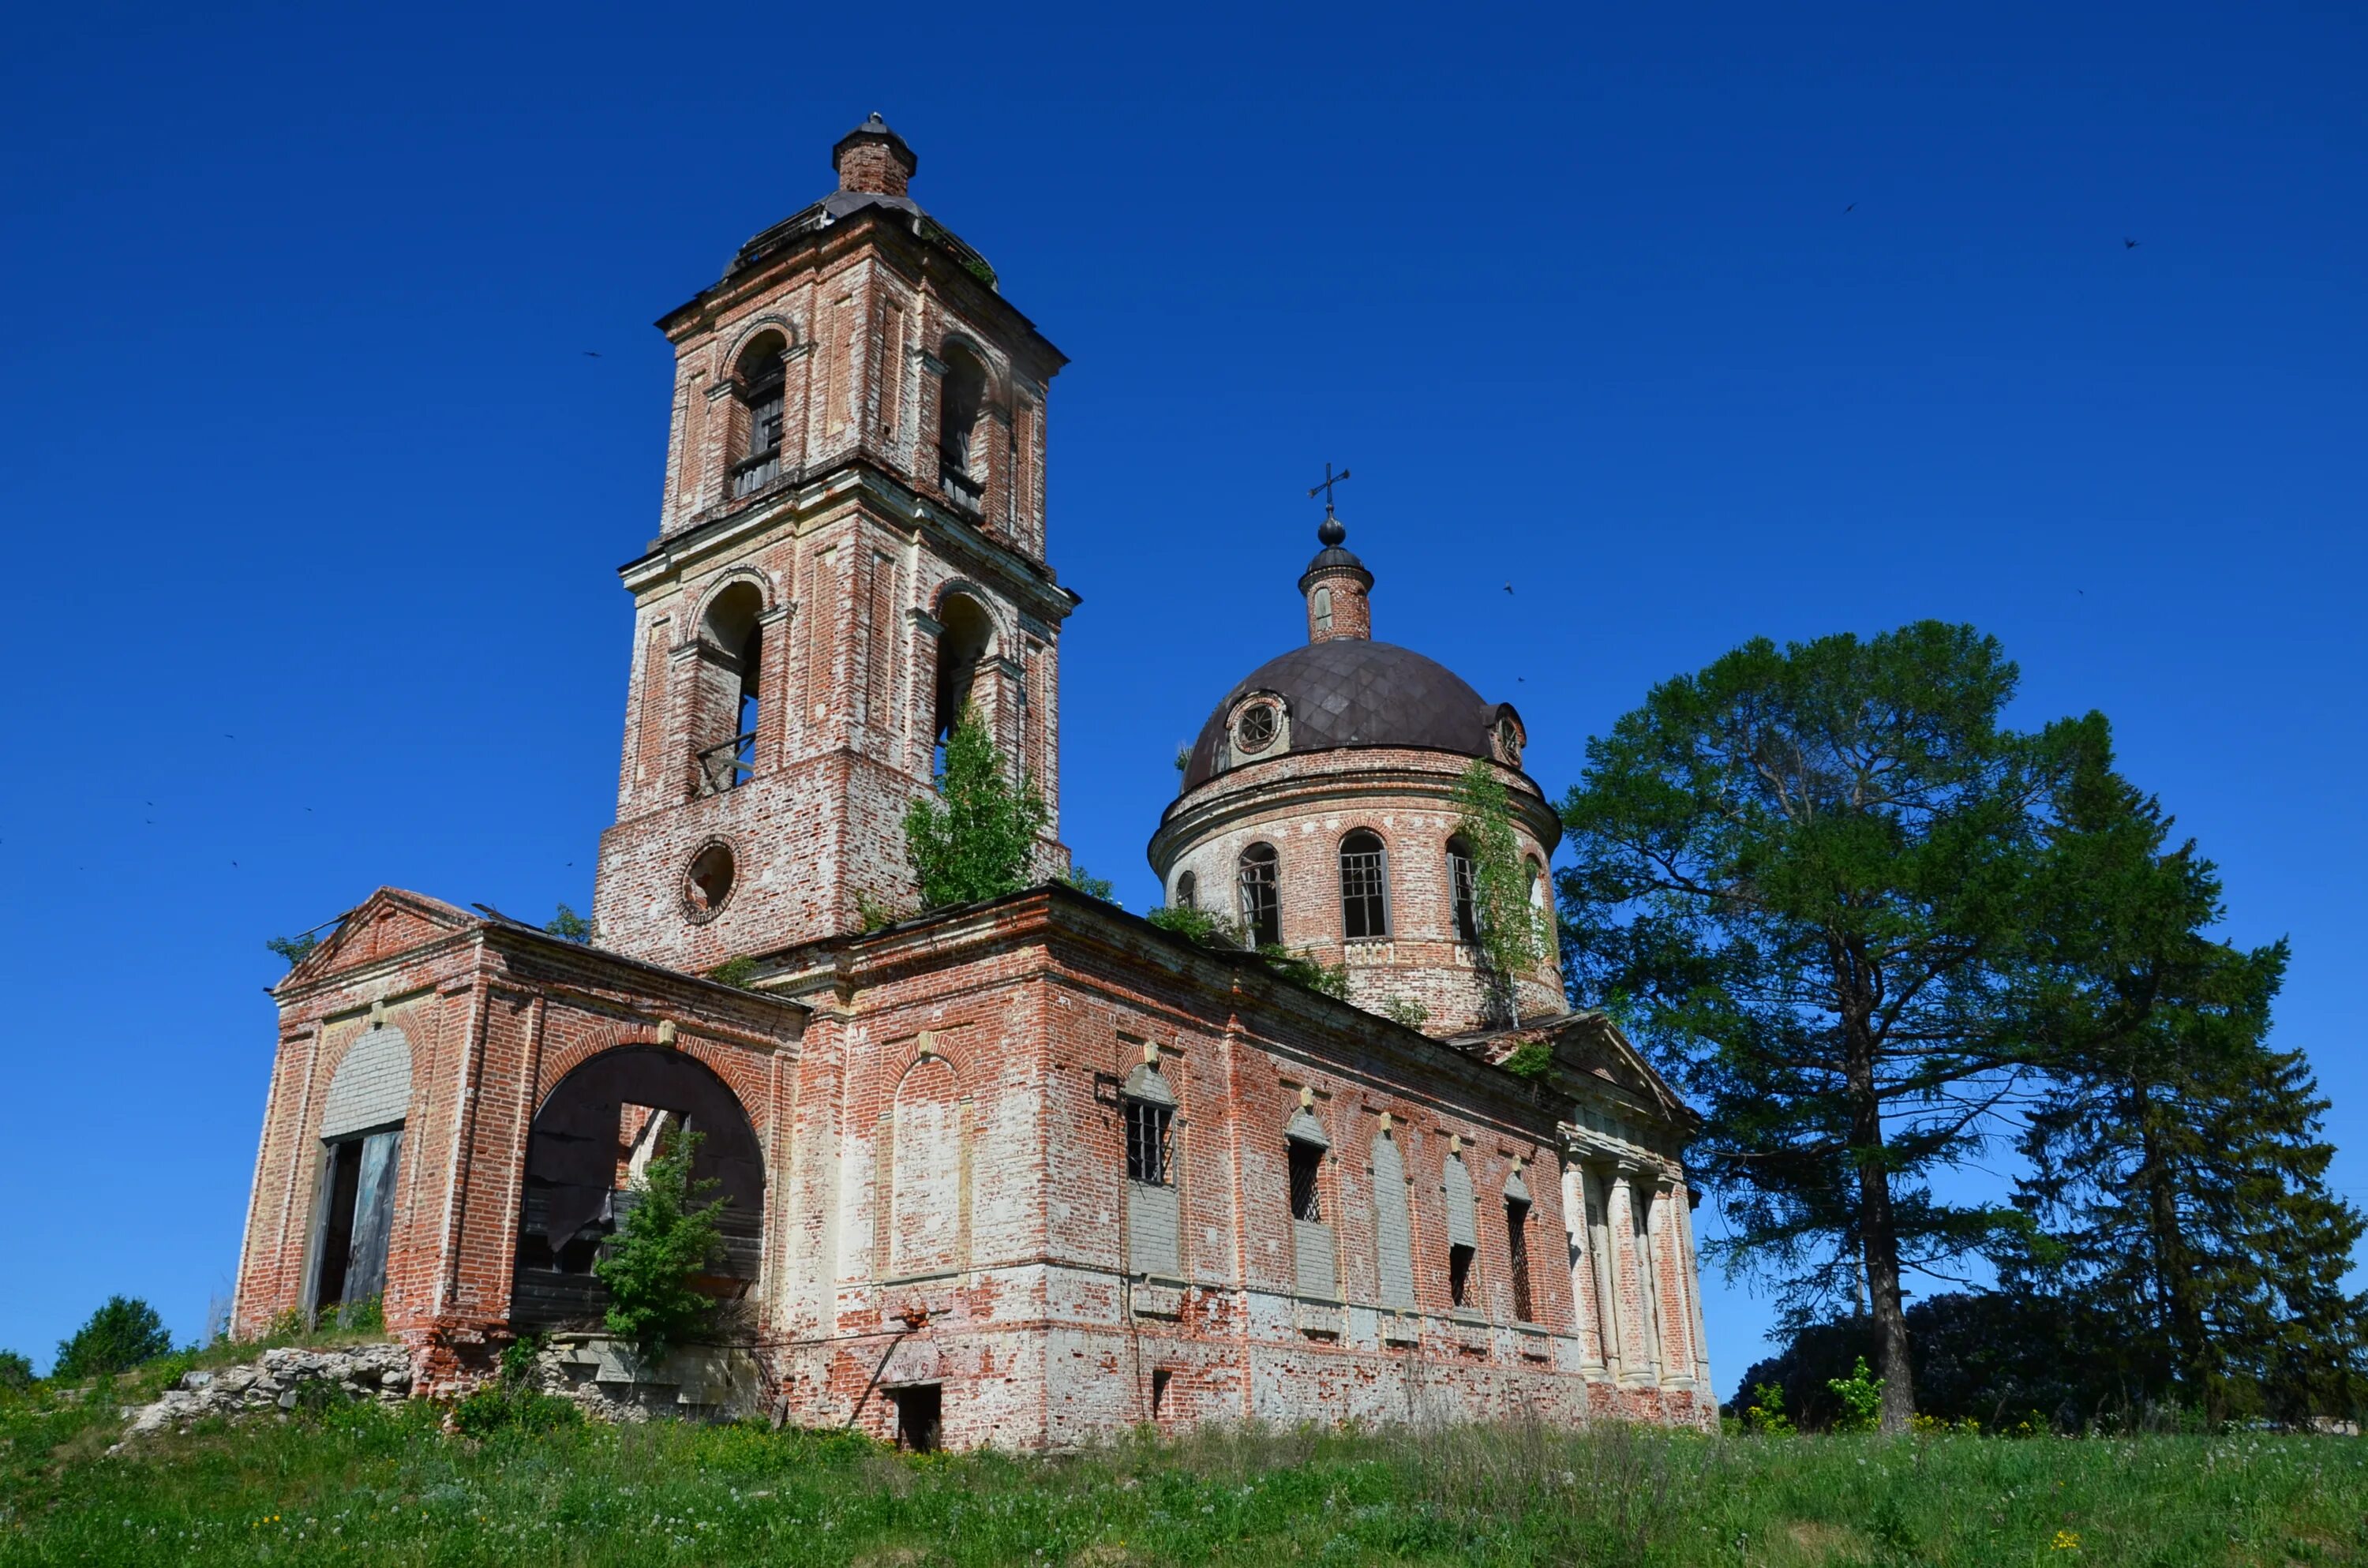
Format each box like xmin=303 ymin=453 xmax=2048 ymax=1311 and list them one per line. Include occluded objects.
xmin=509 ymin=1046 xmax=766 ymax=1330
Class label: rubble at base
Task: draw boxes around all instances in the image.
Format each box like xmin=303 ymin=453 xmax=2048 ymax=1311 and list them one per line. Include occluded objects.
xmin=114 ymin=1343 xmax=414 ymax=1446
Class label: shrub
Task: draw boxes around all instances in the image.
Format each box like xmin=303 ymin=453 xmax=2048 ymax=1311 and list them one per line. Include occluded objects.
xmin=1147 ymin=904 xmax=1246 ymax=946
xmin=904 ymin=705 xmax=1050 ymax=908
xmin=0 ymin=1349 xmax=32 ymax=1391
xmin=706 ymin=955 xmax=762 ymax=990
xmin=1827 ymin=1357 xmax=1883 ymax=1434
xmin=1379 ymin=996 xmax=1431 ymax=1031
xmin=452 ymin=1337 xmax=580 ymax=1439
xmin=1501 ymin=1041 xmax=1553 ymax=1079
xmin=335 ymin=1293 xmax=384 ymax=1334
xmin=595 ymin=1132 xmax=727 ymax=1360
xmin=1059 ymin=863 xmax=1117 ymax=901
xmin=545 ymin=904 xmax=594 ymax=943
xmin=264 ymin=933 xmax=319 ymax=967
xmin=53 ymin=1296 xmax=172 ymax=1381
xmin=1741 ymin=1382 xmax=1795 ymax=1435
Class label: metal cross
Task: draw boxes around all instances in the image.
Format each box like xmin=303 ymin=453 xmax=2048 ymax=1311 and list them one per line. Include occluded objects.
xmin=1307 ymin=462 xmax=1352 ymax=518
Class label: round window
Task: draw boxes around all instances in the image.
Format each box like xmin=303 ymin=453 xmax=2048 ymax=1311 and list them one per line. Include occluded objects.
xmin=1235 ymin=702 xmax=1279 ymax=754
xmin=684 ymin=842 xmax=736 ymax=921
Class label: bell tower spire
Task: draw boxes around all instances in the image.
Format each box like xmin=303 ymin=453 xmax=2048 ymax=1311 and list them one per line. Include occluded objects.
xmin=592 ymin=118 xmax=1076 ymax=971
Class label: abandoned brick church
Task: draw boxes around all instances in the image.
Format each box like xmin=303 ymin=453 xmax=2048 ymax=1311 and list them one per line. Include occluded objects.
xmin=231 ymin=118 xmax=1715 ymax=1446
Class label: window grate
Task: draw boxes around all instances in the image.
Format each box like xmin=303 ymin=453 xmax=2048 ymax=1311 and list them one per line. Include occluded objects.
xmin=1448 ymin=840 xmax=1479 ymax=941
xmin=1506 ymin=1198 xmax=1534 ymax=1322
xmin=1340 ymin=832 xmax=1388 ymax=939
xmin=1237 ymin=844 xmax=1280 ymax=946
xmin=1125 ymin=1098 xmax=1173 ymax=1185
xmin=1287 ymin=1138 xmax=1324 ymax=1222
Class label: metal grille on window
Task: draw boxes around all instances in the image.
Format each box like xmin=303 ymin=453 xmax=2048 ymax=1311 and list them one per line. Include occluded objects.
xmin=1125 ymin=1098 xmax=1173 ymax=1185
xmin=1339 ymin=831 xmax=1388 ymax=939
xmin=1237 ymin=843 xmax=1280 ymax=946
xmin=1447 ymin=837 xmax=1479 ymax=941
xmin=1235 ymin=702 xmax=1276 ymax=754
xmin=1175 ymin=870 xmax=1197 ymax=911
xmin=1506 ymin=1197 xmax=1534 ymax=1321
xmin=1287 ymin=1138 xmax=1324 ymax=1222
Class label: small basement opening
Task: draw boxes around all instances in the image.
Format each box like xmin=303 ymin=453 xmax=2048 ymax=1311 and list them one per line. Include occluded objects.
xmin=890 ymin=1384 xmax=942 ymax=1452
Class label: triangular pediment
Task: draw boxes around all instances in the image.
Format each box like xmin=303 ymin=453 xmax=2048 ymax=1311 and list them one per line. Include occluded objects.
xmin=277 ymin=887 xmax=479 ymax=990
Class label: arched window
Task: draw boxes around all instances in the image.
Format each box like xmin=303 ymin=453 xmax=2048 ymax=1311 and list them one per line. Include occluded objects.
xmin=933 ymin=593 xmax=994 ymax=769
xmin=695 ymin=582 xmax=764 ymax=795
xmin=1236 ymin=842 xmax=1280 ymax=947
xmin=1174 ymin=870 xmax=1197 ymax=911
xmin=1311 ymin=586 xmax=1333 ymax=636
xmin=1446 ymin=836 xmax=1479 ymax=942
xmin=1339 ymin=830 xmax=1388 ymax=940
xmin=938 ymin=346 xmax=987 ymax=515
xmin=730 ymin=332 xmax=787 ymax=499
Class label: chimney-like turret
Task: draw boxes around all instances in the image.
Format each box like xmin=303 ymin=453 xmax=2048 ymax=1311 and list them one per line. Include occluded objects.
xmin=833 ymin=112 xmax=916 ymax=196
xmin=1298 ymin=513 xmax=1374 ymax=643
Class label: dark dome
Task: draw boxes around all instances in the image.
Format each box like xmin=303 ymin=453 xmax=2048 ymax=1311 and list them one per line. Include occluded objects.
xmin=1182 ymin=640 xmax=1499 ymax=791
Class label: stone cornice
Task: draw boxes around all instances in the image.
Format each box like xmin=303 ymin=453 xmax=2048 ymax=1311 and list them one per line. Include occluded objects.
xmin=1147 ymin=750 xmax=1559 ymax=871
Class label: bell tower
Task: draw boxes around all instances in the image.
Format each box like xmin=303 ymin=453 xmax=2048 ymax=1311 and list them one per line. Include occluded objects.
xmin=591 ymin=115 xmax=1075 ymax=971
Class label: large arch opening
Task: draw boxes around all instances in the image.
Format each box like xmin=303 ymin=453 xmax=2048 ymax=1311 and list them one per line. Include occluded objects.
xmin=509 ymin=1046 xmax=766 ymax=1331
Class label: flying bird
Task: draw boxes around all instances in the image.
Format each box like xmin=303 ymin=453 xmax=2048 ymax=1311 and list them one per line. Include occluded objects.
xmin=1844 ymin=203 xmax=1856 ymax=213
xmin=2124 ymin=238 xmax=2140 ymax=249
xmin=583 ymin=350 xmax=603 ymax=357
xmin=1503 ymin=583 xmax=1515 ymax=595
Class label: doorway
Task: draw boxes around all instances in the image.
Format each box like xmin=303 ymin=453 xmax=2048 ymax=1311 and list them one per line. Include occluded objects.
xmin=890 ymin=1384 xmax=942 ymax=1452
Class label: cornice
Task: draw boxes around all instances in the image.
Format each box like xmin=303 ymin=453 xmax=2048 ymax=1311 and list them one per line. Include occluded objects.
xmin=1147 ymin=751 xmax=1560 ymax=870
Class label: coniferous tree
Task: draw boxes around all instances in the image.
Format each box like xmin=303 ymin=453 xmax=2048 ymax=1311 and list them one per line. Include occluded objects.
xmin=903 ymin=705 xmax=1051 ymax=909
xmin=2009 ymin=765 xmax=2368 ymax=1423
xmin=1557 ymin=623 xmax=2103 ymax=1431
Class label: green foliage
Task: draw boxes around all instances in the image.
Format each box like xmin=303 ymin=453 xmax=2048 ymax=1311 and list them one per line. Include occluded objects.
xmin=0 ymin=1349 xmax=32 ymax=1391
xmin=1377 ymin=995 xmax=1431 ymax=1031
xmin=2000 ymin=762 xmax=2368 ymax=1426
xmin=53 ymin=1296 xmax=173 ymax=1381
xmin=1557 ymin=622 xmax=2111 ymax=1431
xmin=854 ymin=893 xmax=903 ymax=932
xmin=1500 ymin=1041 xmax=1553 ymax=1080
xmin=903 ymin=705 xmax=1050 ymax=908
xmin=1741 ymin=1382 xmax=1795 ymax=1435
xmin=264 ymin=933 xmax=318 ymax=968
xmin=11 ymin=1405 xmax=2363 ymax=1568
xmin=1145 ymin=904 xmax=1351 ymax=999
xmin=1255 ymin=944 xmax=1351 ymax=1000
xmin=1058 ymin=863 xmax=1118 ymax=902
xmin=595 ymin=1132 xmax=727 ymax=1360
xmin=451 ymin=1334 xmax=581 ymax=1439
xmin=1173 ymin=743 xmax=1193 ymax=777
xmin=545 ymin=904 xmax=594 ymax=943
xmin=1452 ymin=758 xmax=1544 ymax=1023
xmin=1147 ymin=903 xmax=1245 ymax=946
xmin=1826 ymin=1357 xmax=1883 ymax=1434
xmin=705 ymin=955 xmax=762 ymax=990
xmin=335 ymin=1294 xmax=384 ymax=1334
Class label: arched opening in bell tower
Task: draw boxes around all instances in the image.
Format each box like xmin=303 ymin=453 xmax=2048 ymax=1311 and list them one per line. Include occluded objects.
xmin=937 ymin=346 xmax=987 ymax=515
xmin=694 ymin=582 xmax=765 ymax=795
xmin=729 ymin=331 xmax=789 ymax=499
xmin=932 ymin=593 xmax=995 ymax=773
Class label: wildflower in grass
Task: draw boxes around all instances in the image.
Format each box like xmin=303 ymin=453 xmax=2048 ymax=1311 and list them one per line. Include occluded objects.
xmin=2052 ymin=1529 xmax=2081 ymax=1551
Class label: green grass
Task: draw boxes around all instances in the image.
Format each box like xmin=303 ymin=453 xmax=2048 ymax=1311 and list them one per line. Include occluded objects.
xmin=0 ymin=1383 xmax=2362 ymax=1566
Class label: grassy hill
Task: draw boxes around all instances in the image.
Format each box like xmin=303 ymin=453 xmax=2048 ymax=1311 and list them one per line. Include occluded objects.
xmin=1 ymin=1368 xmax=2362 ymax=1566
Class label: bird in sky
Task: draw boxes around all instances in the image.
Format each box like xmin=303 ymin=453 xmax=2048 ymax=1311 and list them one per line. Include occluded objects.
xmin=1503 ymin=583 xmax=1514 ymax=594
xmin=2125 ymin=238 xmax=2140 ymax=249
xmin=1844 ymin=203 xmax=1856 ymax=213
xmin=583 ymin=350 xmax=603 ymax=357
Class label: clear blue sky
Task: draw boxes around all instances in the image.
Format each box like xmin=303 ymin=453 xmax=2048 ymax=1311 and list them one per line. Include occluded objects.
xmin=3 ymin=1 xmax=2362 ymax=1392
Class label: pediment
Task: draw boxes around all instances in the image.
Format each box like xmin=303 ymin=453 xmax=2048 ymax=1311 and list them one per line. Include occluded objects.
xmin=279 ymin=887 xmax=478 ymax=989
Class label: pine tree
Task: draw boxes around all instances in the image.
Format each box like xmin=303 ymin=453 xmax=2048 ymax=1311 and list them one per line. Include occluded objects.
xmin=2010 ymin=766 xmax=2368 ymax=1423
xmin=903 ymin=705 xmax=1050 ymax=909
xmin=1557 ymin=623 xmax=2103 ymax=1431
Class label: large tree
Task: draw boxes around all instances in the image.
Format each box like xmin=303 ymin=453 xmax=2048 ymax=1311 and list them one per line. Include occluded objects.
xmin=2007 ymin=765 xmax=2368 ymax=1423
xmin=1557 ymin=622 xmax=2100 ymax=1431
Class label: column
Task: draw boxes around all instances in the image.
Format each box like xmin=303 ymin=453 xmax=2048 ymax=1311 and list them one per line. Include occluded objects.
xmin=1609 ymin=1162 xmax=1660 ymax=1385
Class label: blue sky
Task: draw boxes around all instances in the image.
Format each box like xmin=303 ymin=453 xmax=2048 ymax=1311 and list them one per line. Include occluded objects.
xmin=2 ymin=1 xmax=2362 ymax=1391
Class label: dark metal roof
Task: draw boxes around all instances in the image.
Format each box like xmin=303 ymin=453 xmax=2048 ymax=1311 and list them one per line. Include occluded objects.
xmin=1181 ymin=639 xmax=1498 ymax=791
